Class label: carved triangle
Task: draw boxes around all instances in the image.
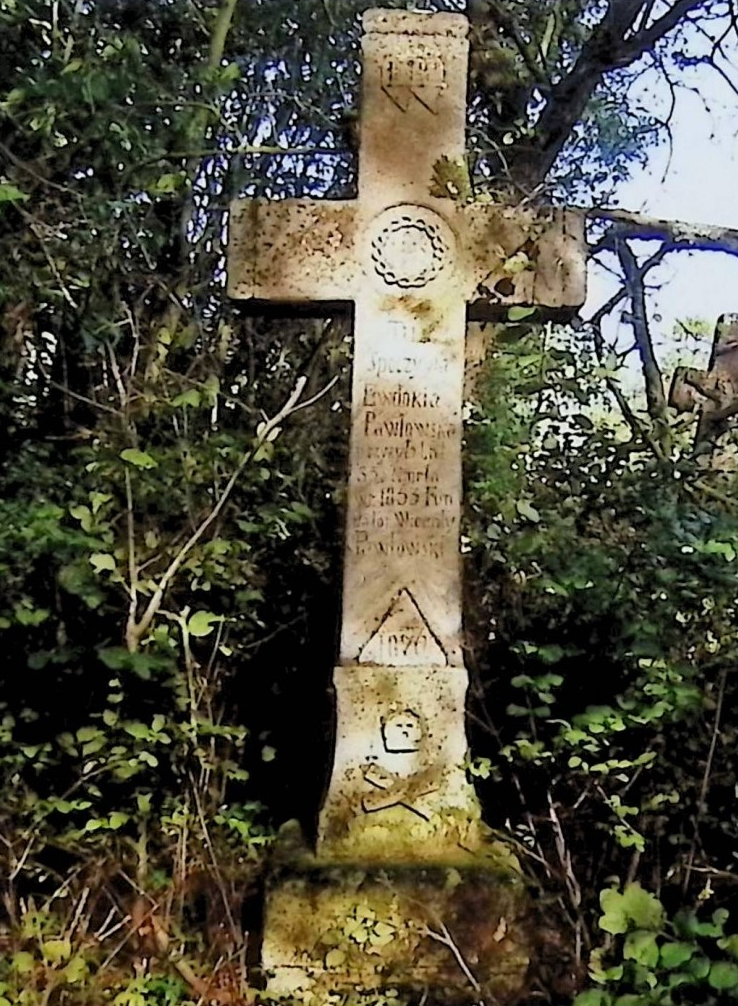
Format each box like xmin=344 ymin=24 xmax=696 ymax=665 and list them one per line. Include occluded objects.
xmin=357 ymin=588 xmax=447 ymax=667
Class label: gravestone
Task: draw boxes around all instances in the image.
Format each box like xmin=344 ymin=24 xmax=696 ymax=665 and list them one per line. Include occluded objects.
xmin=670 ymin=314 xmax=738 ymax=468
xmin=229 ymin=8 xmax=585 ymax=1001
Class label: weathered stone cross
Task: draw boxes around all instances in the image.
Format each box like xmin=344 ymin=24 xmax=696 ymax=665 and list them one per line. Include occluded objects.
xmin=670 ymin=314 xmax=738 ymax=467
xmin=228 ymin=8 xmax=585 ymax=998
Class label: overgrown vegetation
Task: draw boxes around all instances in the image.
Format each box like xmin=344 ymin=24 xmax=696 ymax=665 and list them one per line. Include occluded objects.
xmin=3 ymin=0 xmax=738 ymax=1003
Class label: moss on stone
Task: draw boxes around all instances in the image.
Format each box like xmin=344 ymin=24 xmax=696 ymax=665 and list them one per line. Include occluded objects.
xmin=261 ymin=848 xmax=532 ymax=1005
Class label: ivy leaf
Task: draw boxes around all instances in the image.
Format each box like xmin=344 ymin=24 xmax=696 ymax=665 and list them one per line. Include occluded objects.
xmin=599 ymin=889 xmax=628 ymax=934
xmin=429 ymin=154 xmax=473 ymax=202
xmin=120 ymin=448 xmax=157 ymax=469
xmin=62 ymin=955 xmax=89 ymax=983
xmin=90 ymin=492 xmax=112 ymax=514
xmin=325 ymin=948 xmax=347 ymax=968
xmin=686 ymin=956 xmax=711 ymax=979
xmin=630 ymin=885 xmax=665 ymax=928
xmin=108 ymin=811 xmax=129 ymax=830
xmin=10 ymin=951 xmax=35 ymax=975
xmin=123 ymin=722 xmax=150 ymax=740
xmin=69 ymin=504 xmax=92 ymax=531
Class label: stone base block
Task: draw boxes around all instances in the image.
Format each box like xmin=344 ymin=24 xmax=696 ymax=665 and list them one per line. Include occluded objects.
xmin=261 ymin=853 xmax=530 ymax=1003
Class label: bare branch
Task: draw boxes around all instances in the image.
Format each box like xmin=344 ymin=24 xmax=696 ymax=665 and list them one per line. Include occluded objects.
xmin=126 ymin=376 xmax=313 ymax=649
xmin=618 ymin=240 xmax=668 ymax=423
xmin=518 ymin=0 xmax=714 ymax=186
xmin=588 ymin=207 xmax=738 ymax=256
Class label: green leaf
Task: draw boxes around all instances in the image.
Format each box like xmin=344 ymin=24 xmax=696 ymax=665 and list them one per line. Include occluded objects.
xmin=507 ymin=305 xmax=537 ymax=322
xmin=516 ymin=499 xmax=540 ymax=523
xmin=188 ymin=610 xmax=222 ymax=637
xmin=90 ymin=492 xmax=112 ymax=514
xmin=719 ymin=935 xmax=738 ymax=958
xmin=623 ymin=929 xmax=659 ymax=968
xmin=10 ymin=951 xmax=35 ymax=975
xmin=90 ymin=552 xmax=116 ymax=573
xmin=220 ymin=61 xmax=241 ymax=82
xmin=709 ymin=961 xmax=738 ymax=990
xmin=686 ymin=956 xmax=710 ymax=979
xmin=42 ymin=938 xmax=72 ymax=964
xmin=660 ymin=942 xmax=695 ymax=970
xmin=325 ymin=948 xmax=347 ymax=969
xmin=136 ymin=793 xmax=152 ymax=814
xmin=151 ymin=171 xmax=186 ymax=195
xmin=62 ymin=955 xmax=89 ymax=983
xmin=0 ymin=180 xmax=29 ymax=203
xmin=76 ymin=726 xmax=101 ymax=743
xmin=599 ymin=888 xmax=628 ymax=934
xmin=573 ymin=992 xmax=610 ymax=1006
xmin=123 ymin=721 xmax=150 ymax=740
xmin=619 ymin=883 xmax=665 ymax=931
xmin=503 ymin=252 xmax=531 ymax=275
xmin=120 ymin=448 xmax=157 ymax=469
xmin=262 ymin=745 xmax=276 ymax=762
xmin=69 ymin=504 xmax=92 ymax=531
xmin=172 ymin=388 xmax=201 ymax=408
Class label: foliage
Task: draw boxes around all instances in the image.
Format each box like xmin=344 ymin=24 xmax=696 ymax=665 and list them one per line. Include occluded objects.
xmin=464 ymin=321 xmax=738 ymax=993
xmin=573 ymin=884 xmax=738 ymax=1005
xmin=0 ymin=0 xmax=348 ymax=997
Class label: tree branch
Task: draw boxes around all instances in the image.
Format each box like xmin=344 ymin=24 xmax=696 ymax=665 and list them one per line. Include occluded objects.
xmin=517 ymin=0 xmax=707 ymax=186
xmin=125 ymin=376 xmax=319 ymax=650
xmin=617 ymin=240 xmax=668 ymax=424
xmin=588 ymin=207 xmax=738 ymax=256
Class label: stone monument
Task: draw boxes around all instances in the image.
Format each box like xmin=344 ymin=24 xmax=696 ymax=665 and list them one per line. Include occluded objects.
xmin=670 ymin=314 xmax=738 ymax=468
xmin=228 ymin=8 xmax=585 ymax=1001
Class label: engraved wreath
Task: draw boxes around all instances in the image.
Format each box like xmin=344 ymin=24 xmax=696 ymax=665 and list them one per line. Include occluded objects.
xmin=370 ymin=213 xmax=449 ymax=289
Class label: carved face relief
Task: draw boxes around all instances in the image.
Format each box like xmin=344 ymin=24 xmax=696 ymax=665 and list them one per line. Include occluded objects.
xmin=381 ymin=709 xmax=423 ymax=753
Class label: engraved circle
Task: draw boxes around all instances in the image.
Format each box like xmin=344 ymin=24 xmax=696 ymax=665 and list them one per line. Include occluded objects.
xmin=368 ymin=206 xmax=454 ymax=289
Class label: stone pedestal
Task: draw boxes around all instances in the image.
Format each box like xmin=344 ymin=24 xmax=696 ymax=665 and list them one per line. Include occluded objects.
xmin=263 ymin=854 xmax=530 ymax=1004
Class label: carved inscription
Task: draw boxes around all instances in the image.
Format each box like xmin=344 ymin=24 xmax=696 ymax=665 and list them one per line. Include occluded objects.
xmin=381 ymin=43 xmax=446 ymax=114
xmin=358 ymin=588 xmax=447 ymax=666
xmin=349 ymin=327 xmax=459 ymax=575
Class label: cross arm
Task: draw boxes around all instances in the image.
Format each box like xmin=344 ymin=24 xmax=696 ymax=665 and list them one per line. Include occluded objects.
xmin=456 ymin=205 xmax=586 ymax=319
xmin=227 ymin=199 xmax=359 ymax=305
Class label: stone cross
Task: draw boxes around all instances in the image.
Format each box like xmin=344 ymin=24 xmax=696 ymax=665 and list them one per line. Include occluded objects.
xmin=670 ymin=314 xmax=738 ymax=467
xmin=228 ymin=8 xmax=585 ymax=998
